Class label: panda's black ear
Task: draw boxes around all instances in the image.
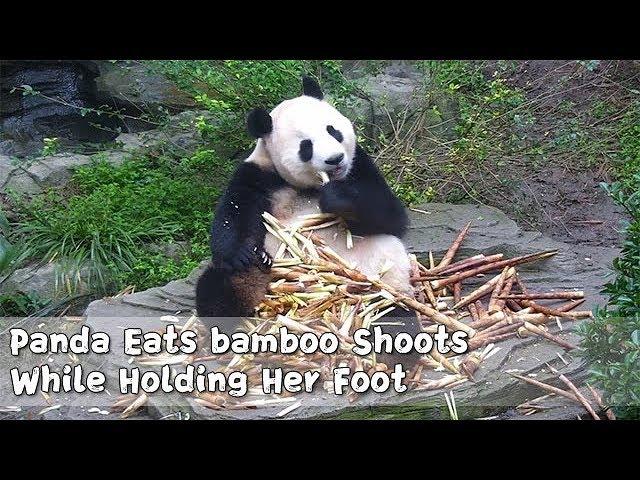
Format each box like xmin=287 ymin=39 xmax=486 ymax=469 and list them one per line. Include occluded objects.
xmin=302 ymin=76 xmax=323 ymax=100
xmin=247 ymin=108 xmax=273 ymax=138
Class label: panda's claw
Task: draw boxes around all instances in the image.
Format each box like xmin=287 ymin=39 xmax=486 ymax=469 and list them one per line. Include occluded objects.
xmin=256 ymin=249 xmax=273 ymax=272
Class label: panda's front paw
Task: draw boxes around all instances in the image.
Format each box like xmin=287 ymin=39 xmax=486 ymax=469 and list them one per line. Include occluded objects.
xmin=319 ymin=181 xmax=357 ymax=218
xmin=221 ymin=244 xmax=272 ymax=273
xmin=255 ymin=248 xmax=273 ymax=272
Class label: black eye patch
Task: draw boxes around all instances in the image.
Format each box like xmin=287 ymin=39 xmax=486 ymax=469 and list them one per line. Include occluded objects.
xmin=299 ymin=139 xmax=313 ymax=162
xmin=327 ymin=125 xmax=343 ymax=143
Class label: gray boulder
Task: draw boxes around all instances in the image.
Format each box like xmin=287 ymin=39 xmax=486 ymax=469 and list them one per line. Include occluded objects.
xmin=338 ymin=61 xmax=458 ymax=141
xmin=94 ymin=61 xmax=196 ymax=113
xmin=3 ymin=152 xmax=126 ymax=195
xmin=0 ymin=261 xmax=91 ymax=300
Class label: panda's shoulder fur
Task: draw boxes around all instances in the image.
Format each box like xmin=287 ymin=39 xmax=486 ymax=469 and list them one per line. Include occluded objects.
xmin=319 ymin=145 xmax=409 ymax=238
xmin=209 ymin=160 xmax=286 ymax=271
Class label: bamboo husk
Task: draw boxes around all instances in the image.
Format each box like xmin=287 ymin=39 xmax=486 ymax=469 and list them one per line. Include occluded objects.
xmin=120 ymin=393 xmax=149 ymax=419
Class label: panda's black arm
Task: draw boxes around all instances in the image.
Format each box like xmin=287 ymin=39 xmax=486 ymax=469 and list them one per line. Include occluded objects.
xmin=319 ymin=145 xmax=409 ymax=237
xmin=209 ymin=162 xmax=285 ymax=271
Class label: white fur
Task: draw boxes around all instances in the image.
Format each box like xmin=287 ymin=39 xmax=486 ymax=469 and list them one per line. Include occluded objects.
xmin=247 ymin=95 xmax=357 ymax=189
xmin=263 ymin=189 xmax=413 ymax=295
xmin=248 ymin=94 xmax=413 ymax=295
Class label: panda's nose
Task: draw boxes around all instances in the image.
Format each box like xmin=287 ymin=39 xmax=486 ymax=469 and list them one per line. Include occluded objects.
xmin=325 ymin=154 xmax=344 ymax=166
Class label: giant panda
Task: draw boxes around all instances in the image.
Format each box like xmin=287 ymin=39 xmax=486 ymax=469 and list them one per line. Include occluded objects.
xmin=196 ymin=76 xmax=421 ymax=366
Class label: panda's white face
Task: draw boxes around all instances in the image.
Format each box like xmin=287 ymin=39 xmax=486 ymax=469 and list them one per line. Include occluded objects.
xmin=263 ymin=96 xmax=357 ymax=189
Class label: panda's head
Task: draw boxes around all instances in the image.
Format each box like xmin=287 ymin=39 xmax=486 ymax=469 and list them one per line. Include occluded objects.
xmin=245 ymin=76 xmax=357 ymax=189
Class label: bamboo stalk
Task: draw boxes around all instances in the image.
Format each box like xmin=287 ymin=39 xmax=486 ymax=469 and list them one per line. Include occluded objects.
xmin=430 ymin=349 xmax=459 ymax=374
xmin=519 ymin=300 xmax=592 ymax=319
xmin=453 ymin=268 xmax=516 ymax=309
xmin=586 ymin=384 xmax=616 ymax=420
xmin=495 ymin=275 xmax=515 ymax=312
xmin=470 ymin=331 xmax=517 ymax=349
xmin=468 ymin=302 xmax=480 ymax=322
xmin=423 ymin=279 xmax=438 ymax=308
xmin=432 ymin=250 xmax=558 ymax=290
xmin=522 ymin=322 xmax=577 ymax=350
xmin=468 ymin=310 xmax=506 ymax=330
xmin=438 ymin=254 xmax=504 ymax=276
xmin=461 ymin=351 xmax=483 ymax=380
xmin=437 ymin=221 xmax=471 ymax=269
xmin=499 ymin=291 xmax=585 ymax=300
xmin=507 ymin=372 xmax=579 ymax=402
xmin=453 ymin=282 xmax=462 ymax=304
xmin=546 ymin=364 xmax=600 ymax=420
xmin=488 ymin=266 xmax=510 ymax=313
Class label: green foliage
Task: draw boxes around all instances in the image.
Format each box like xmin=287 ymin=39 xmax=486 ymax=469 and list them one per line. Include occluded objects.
xmin=579 ymin=106 xmax=640 ymax=419
xmin=415 ymin=61 xmax=525 ymax=167
xmin=42 ymin=137 xmax=60 ymax=156
xmin=615 ymin=103 xmax=640 ymax=191
xmin=0 ymin=291 xmax=49 ymax=317
xmin=146 ymin=60 xmax=357 ymax=157
xmin=12 ymin=149 xmax=232 ymax=293
xmin=0 ymin=208 xmax=29 ymax=282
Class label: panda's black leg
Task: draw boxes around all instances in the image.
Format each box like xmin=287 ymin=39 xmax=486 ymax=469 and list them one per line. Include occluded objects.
xmin=370 ymin=307 xmax=422 ymax=372
xmin=195 ymin=263 xmax=271 ymax=336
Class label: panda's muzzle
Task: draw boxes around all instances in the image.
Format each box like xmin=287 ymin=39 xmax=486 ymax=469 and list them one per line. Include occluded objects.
xmin=325 ymin=153 xmax=344 ymax=166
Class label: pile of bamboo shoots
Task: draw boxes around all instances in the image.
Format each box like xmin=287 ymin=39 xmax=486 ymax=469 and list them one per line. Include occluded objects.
xmin=116 ymin=212 xmax=594 ymax=418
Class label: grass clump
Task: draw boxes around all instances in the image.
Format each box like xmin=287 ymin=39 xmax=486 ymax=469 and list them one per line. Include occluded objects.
xmin=11 ymin=149 xmax=233 ymax=294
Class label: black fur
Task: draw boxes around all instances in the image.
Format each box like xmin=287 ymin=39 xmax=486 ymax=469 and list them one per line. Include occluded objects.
xmin=195 ymin=265 xmax=246 ymax=326
xmin=326 ymin=125 xmax=343 ymax=143
xmin=299 ymin=139 xmax=313 ymax=162
xmin=247 ymin=108 xmax=272 ymax=138
xmin=302 ymin=76 xmax=323 ymax=100
xmin=319 ymin=145 xmax=408 ymax=238
xmin=209 ymin=162 xmax=286 ymax=272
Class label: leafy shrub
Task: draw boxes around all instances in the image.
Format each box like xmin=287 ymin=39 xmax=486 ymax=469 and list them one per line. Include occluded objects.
xmin=419 ymin=60 xmax=525 ymax=163
xmin=579 ymin=101 xmax=640 ymax=419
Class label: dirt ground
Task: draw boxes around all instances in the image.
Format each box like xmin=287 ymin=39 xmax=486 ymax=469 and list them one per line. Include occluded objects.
xmin=465 ymin=60 xmax=636 ymax=247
